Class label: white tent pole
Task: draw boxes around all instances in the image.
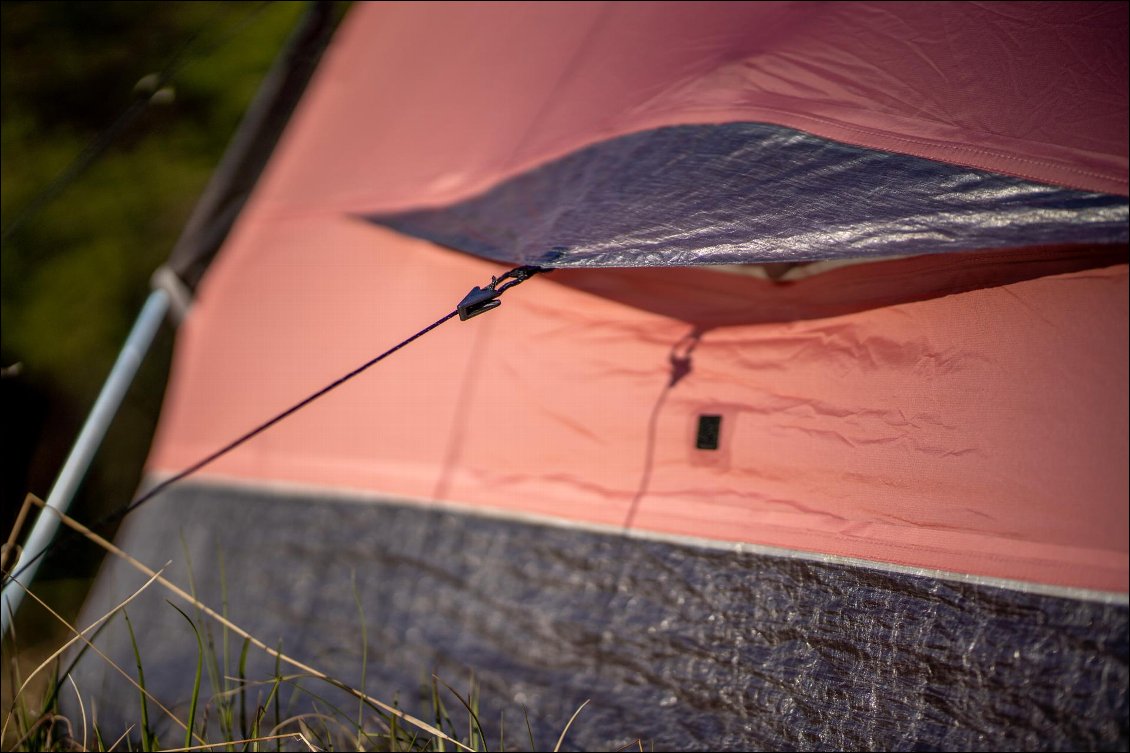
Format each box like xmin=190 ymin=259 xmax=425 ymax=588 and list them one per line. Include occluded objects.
xmin=1 ymin=287 xmax=170 ymax=637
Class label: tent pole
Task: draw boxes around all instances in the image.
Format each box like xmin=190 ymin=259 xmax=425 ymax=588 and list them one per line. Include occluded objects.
xmin=1 ymin=287 xmax=171 ymax=638
xmin=1 ymin=2 xmax=340 ymax=639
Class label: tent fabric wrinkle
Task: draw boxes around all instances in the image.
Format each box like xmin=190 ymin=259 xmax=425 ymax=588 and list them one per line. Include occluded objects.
xmin=72 ymin=485 xmax=1130 ymax=752
xmin=145 ymin=213 xmax=1130 ymax=595
xmin=67 ymin=2 xmax=1129 ymax=750
xmin=252 ymin=0 xmax=1127 ymax=220
xmin=546 ymin=244 xmax=1130 ymax=329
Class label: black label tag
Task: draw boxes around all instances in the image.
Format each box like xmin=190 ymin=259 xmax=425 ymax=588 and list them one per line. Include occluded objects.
xmin=696 ymin=415 xmax=722 ymax=450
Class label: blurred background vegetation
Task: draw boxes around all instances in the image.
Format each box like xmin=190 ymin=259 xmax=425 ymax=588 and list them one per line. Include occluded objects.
xmin=1 ymin=1 xmax=331 ymax=632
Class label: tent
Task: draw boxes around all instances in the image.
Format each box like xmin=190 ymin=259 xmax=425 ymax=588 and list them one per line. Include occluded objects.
xmin=11 ymin=2 xmax=1128 ymax=749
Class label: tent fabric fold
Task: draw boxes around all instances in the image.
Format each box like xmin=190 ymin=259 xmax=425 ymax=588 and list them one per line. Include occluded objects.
xmin=248 ymin=0 xmax=1127 ymax=223
xmin=144 ymin=221 xmax=1130 ymax=595
xmin=68 ymin=2 xmax=1129 ymax=750
xmin=367 ymin=122 xmax=1129 ymax=268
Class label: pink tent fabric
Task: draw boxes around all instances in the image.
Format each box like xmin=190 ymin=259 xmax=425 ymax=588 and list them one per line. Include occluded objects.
xmin=149 ymin=225 xmax=1128 ymax=593
xmin=148 ymin=2 xmax=1128 ymax=593
xmin=255 ymin=0 xmax=1127 ymax=221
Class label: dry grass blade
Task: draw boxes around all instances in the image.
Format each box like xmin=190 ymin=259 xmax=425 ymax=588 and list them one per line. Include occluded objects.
xmin=26 ymin=494 xmax=473 ymax=752
xmin=1 ymin=565 xmax=165 ymax=742
xmin=66 ymin=674 xmax=87 ymax=752
xmin=1 ymin=493 xmax=36 ymax=576
xmin=106 ymin=724 xmax=136 ymax=752
xmin=4 ymin=574 xmax=206 ymax=747
xmin=212 ymin=673 xmax=308 ymax=701
xmin=160 ymin=732 xmax=316 ymax=751
xmin=7 ymin=710 xmax=69 ymax=751
xmin=296 ymin=718 xmax=316 ymax=750
xmin=268 ymin=711 xmax=352 ymax=739
xmin=553 ymin=699 xmax=590 ymax=753
xmin=47 ymin=712 xmax=75 ymax=749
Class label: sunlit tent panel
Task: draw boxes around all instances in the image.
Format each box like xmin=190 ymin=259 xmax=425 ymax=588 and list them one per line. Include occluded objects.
xmin=72 ymin=3 xmax=1127 ymax=750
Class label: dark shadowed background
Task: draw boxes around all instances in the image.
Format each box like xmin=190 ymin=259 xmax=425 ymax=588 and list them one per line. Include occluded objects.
xmin=1 ymin=0 xmax=319 ymax=636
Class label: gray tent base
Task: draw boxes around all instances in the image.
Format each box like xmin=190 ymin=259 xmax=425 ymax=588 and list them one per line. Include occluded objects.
xmin=69 ymin=481 xmax=1128 ymax=751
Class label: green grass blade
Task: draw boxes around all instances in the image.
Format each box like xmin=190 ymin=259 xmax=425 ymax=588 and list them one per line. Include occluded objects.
xmin=181 ymin=537 xmax=227 ymax=745
xmin=248 ymin=675 xmax=282 ymax=752
xmin=168 ymin=601 xmax=205 ymax=750
xmin=273 ymin=642 xmax=283 ymax=753
xmin=431 ymin=675 xmax=449 ymax=752
xmin=218 ymin=548 xmax=235 ymax=751
xmin=6 ymin=631 xmax=31 ymax=744
xmin=44 ymin=610 xmax=118 ymax=717
xmin=351 ymin=570 xmax=368 ymax=749
xmin=92 ymin=720 xmax=107 ymax=752
xmin=238 ymin=636 xmax=251 ymax=740
xmin=122 ymin=610 xmax=154 ymax=752
xmin=435 ymin=676 xmax=487 ymax=752
xmin=522 ymin=706 xmax=535 ymax=753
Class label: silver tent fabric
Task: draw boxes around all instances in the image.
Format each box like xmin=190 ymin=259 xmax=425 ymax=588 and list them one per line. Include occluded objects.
xmin=368 ymin=123 xmax=1129 ymax=268
xmin=69 ymin=482 xmax=1129 ymax=751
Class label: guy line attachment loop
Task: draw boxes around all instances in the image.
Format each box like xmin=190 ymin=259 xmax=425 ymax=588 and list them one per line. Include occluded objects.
xmin=457 ymin=265 xmax=547 ymax=320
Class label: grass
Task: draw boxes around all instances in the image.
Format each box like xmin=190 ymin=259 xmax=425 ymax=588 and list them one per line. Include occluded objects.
xmin=2 ymin=497 xmax=628 ymax=751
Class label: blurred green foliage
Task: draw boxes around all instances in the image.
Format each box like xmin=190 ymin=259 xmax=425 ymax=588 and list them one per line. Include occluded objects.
xmin=1 ymin=2 xmax=312 ymax=588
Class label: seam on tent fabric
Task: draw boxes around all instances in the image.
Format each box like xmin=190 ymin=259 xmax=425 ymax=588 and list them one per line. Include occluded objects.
xmin=499 ymin=2 xmax=614 ymax=172
xmin=146 ymin=472 xmax=1130 ymax=607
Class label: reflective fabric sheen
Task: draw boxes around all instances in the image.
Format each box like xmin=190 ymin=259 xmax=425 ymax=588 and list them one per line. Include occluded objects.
xmin=70 ymin=483 xmax=1130 ymax=752
xmin=367 ymin=123 xmax=1130 ymax=268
